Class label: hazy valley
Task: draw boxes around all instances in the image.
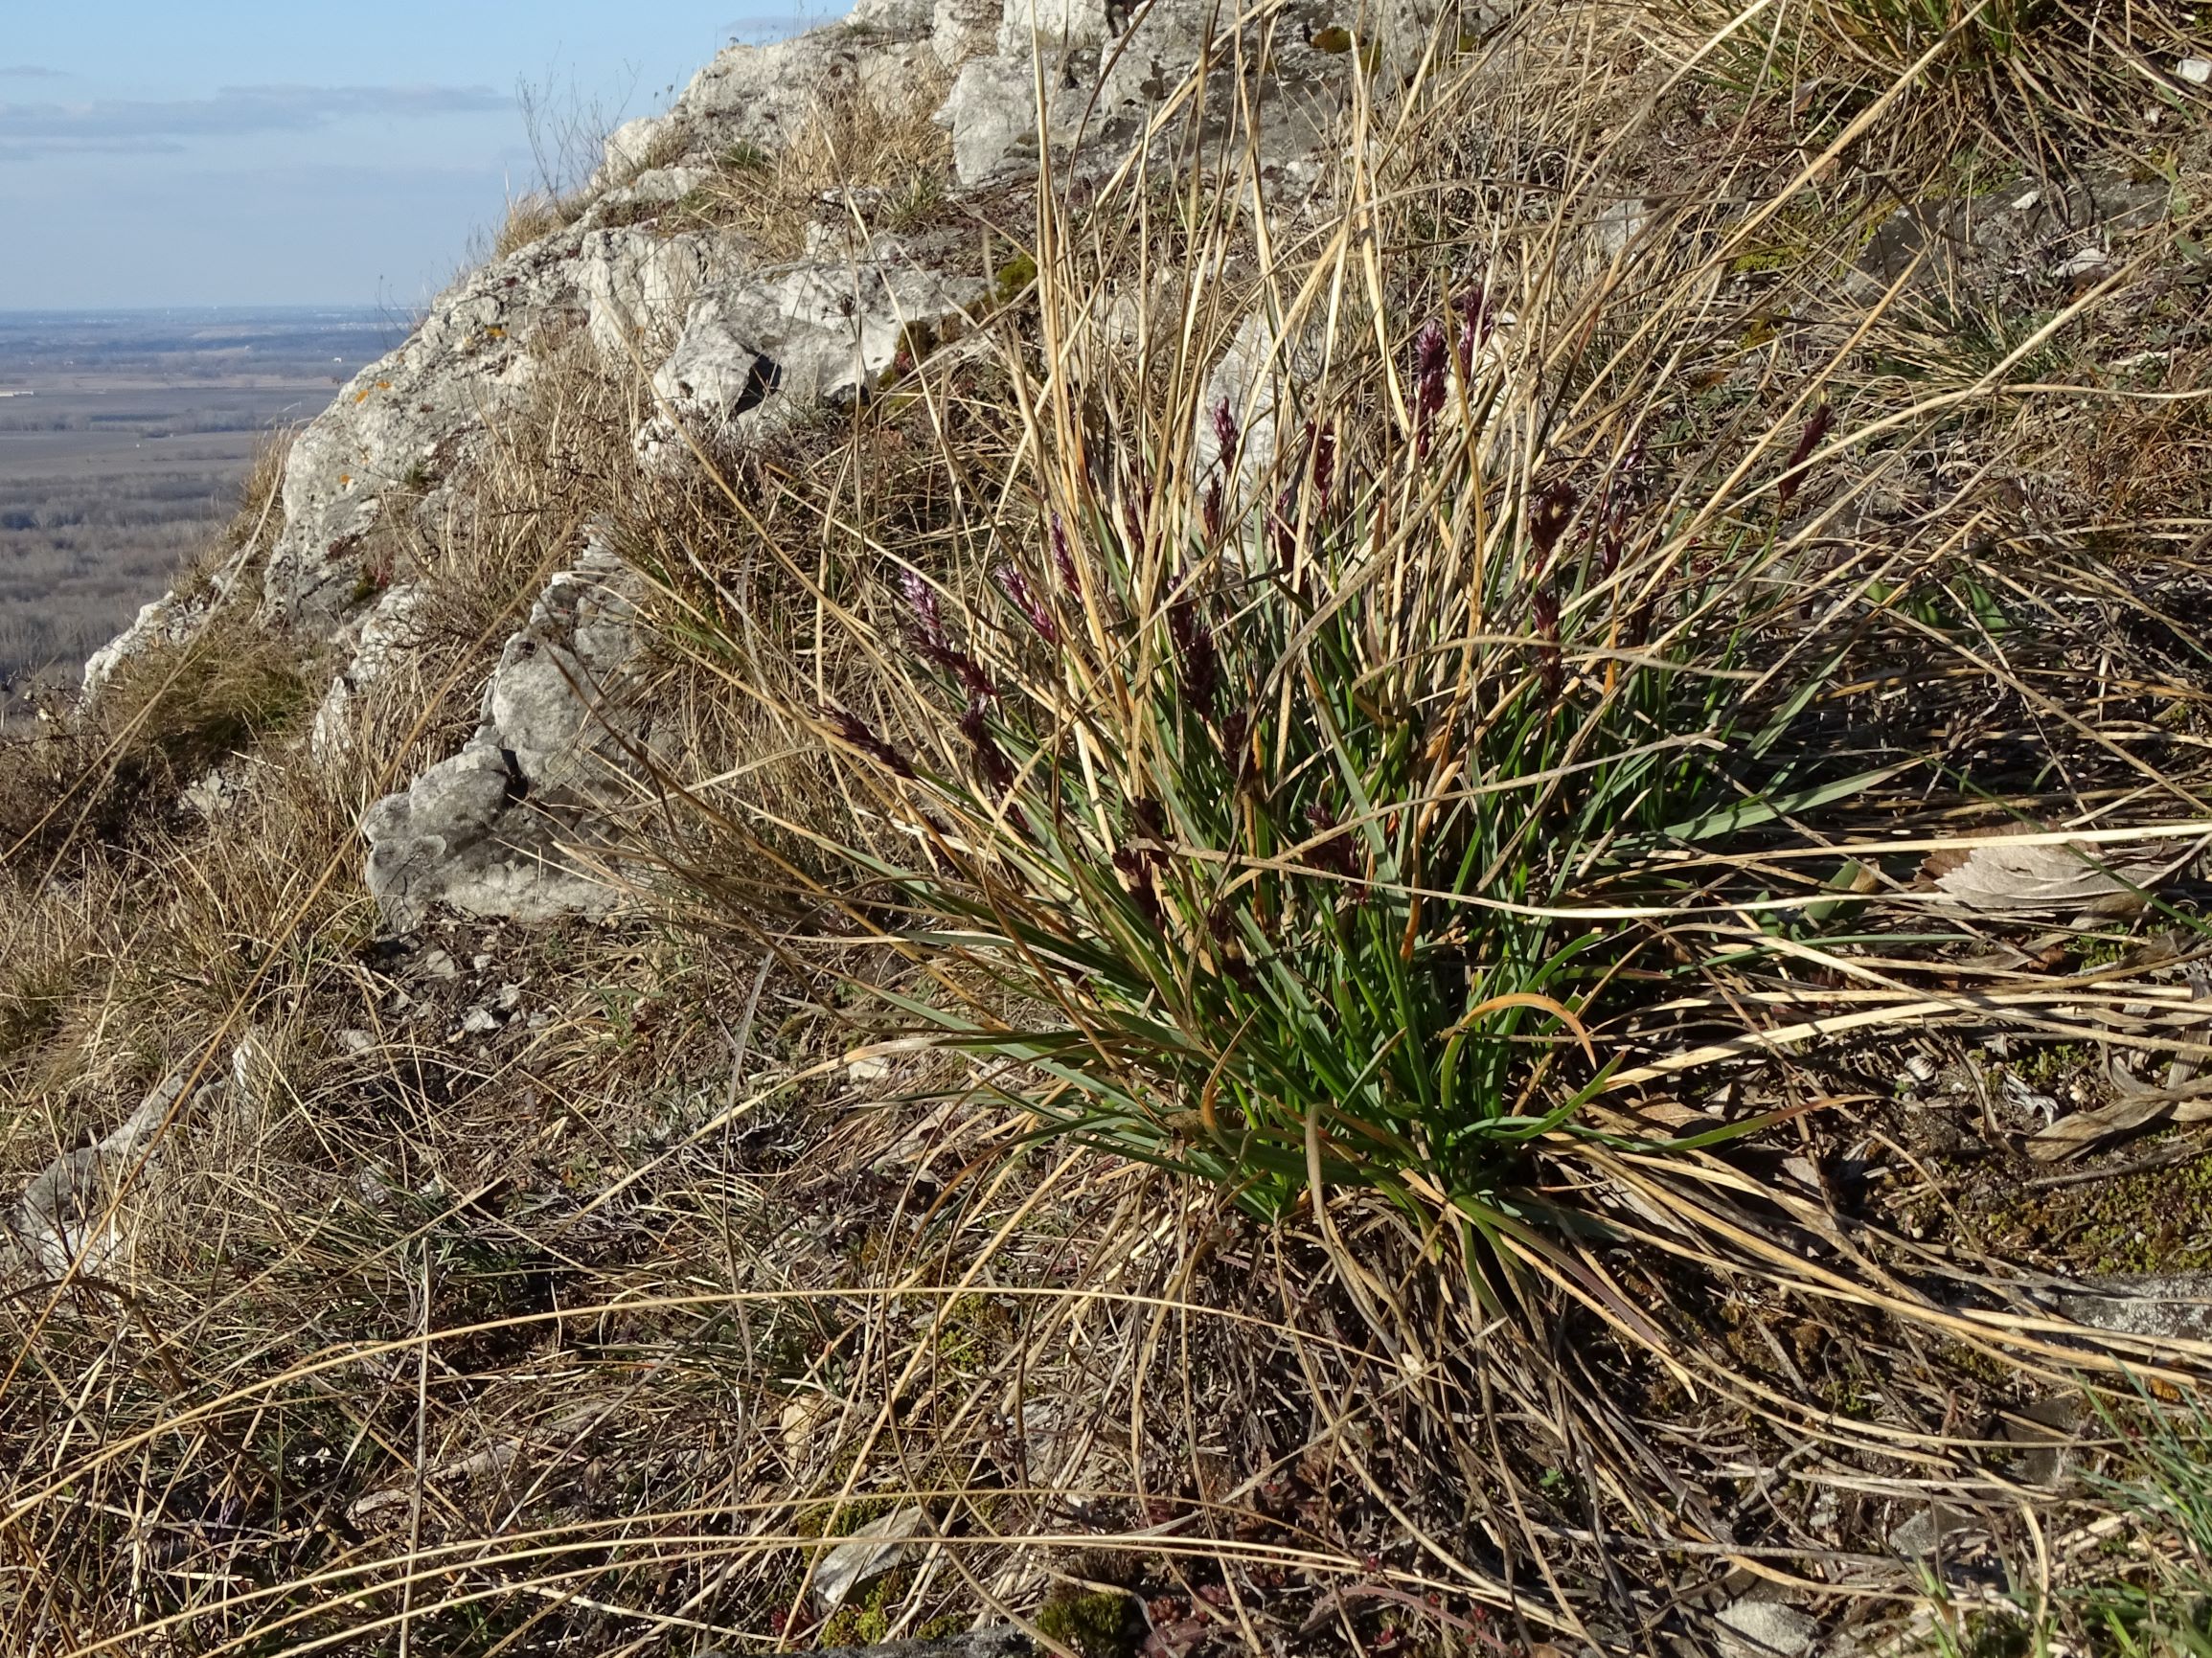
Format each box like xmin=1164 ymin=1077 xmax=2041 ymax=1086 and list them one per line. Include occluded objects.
xmin=0 ymin=307 xmax=394 ymax=683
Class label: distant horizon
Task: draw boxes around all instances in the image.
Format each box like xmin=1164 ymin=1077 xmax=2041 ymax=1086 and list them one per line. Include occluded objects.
xmin=0 ymin=303 xmax=392 ymax=315
xmin=0 ymin=1 xmax=839 ymax=310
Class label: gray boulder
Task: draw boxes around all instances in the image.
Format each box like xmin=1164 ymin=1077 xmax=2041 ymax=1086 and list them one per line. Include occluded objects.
xmin=673 ymin=16 xmax=940 ymax=158
xmin=309 ymin=582 xmax=429 ymax=763
xmin=938 ymin=0 xmax=1377 ymax=186
xmin=637 ymin=258 xmax=987 ymax=466
xmin=362 ymin=539 xmax=650 ymax=930
xmin=260 ymin=224 xmax=727 ymax=634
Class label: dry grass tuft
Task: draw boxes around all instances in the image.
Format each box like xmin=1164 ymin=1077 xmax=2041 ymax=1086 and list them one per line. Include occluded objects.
xmin=492 ymin=190 xmax=582 ymax=261
xmin=1656 ymin=0 xmax=2209 ymax=161
xmin=672 ymin=70 xmax=955 ymax=257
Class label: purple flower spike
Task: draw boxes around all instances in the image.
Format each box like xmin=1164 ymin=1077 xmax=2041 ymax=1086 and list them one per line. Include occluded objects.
xmin=1303 ymin=802 xmax=1363 ymax=886
xmin=960 ymin=697 xmax=1015 ymax=794
xmin=899 ymin=567 xmax=946 ymax=651
xmin=996 ymin=561 xmax=1059 ymax=645
xmin=1168 ymin=585 xmax=1220 ymax=719
xmin=1049 ymin=511 xmax=1081 ymax=594
xmin=1412 ymin=320 xmax=1449 ymax=457
xmin=1776 ymin=402 xmax=1835 ymax=511
xmin=1528 ymin=478 xmax=1579 ymax=564
xmin=1531 ymin=585 xmax=1562 ymax=700
xmin=1269 ymin=488 xmax=1298 ymax=568
xmin=1210 ymin=397 xmax=1241 ymax=470
xmin=1309 ymin=420 xmax=1335 ymax=507
xmin=823 ymin=705 xmax=918 ymax=779
xmin=1453 ymin=284 xmax=1494 ymax=375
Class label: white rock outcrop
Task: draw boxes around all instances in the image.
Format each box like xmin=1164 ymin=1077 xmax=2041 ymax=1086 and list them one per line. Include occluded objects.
xmin=636 ymin=257 xmax=987 ymax=466
xmin=3 ymin=1071 xmax=184 ymax=1283
xmin=362 ymin=538 xmax=649 ymax=930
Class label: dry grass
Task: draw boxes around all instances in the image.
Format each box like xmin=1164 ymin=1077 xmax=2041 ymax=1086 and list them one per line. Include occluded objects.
xmin=668 ymin=70 xmax=955 ymax=258
xmin=7 ymin=2 xmax=2212 ymax=1654
xmin=493 ymin=193 xmax=583 ymax=261
xmin=1654 ymin=0 xmax=2209 ymax=163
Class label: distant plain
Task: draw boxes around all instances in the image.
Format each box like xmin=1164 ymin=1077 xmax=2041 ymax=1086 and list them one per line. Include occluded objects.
xmin=0 ymin=309 xmax=397 ymax=685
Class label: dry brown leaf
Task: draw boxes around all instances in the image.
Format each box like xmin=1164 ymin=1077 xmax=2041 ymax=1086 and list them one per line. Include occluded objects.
xmin=2027 ymin=1093 xmax=2177 ymax=1160
xmin=2029 ymin=1092 xmax=2212 ymax=1160
xmin=1921 ymin=840 xmax=2186 ymax=917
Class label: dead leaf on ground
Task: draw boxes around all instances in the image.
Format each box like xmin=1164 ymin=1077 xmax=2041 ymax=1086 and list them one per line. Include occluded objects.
xmin=1919 ymin=837 xmax=2201 ymax=918
xmin=2026 ymin=1070 xmax=2212 ymax=1158
xmin=812 ymin=1504 xmax=930 ymax=1609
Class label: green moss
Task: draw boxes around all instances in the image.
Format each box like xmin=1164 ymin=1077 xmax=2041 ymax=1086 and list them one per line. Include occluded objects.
xmin=1967 ymin=1137 xmax=2212 ymax=1276
xmin=993 ymin=252 xmax=1038 ymax=306
xmin=1036 ymin=1585 xmax=1142 ymax=1658
xmin=818 ymin=1564 xmax=916 ymax=1646
xmin=933 ymin=1292 xmax=1015 ymax=1374
xmin=792 ymin=1493 xmax=897 ymax=1541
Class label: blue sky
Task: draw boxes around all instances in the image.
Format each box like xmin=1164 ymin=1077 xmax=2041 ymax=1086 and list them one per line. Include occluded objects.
xmin=0 ymin=1 xmax=836 ymax=309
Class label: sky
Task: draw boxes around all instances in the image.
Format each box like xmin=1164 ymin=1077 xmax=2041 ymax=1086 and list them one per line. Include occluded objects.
xmin=0 ymin=0 xmax=839 ymax=310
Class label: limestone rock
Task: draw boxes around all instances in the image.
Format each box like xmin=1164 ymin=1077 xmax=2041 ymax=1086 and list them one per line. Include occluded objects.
xmin=3 ymin=1070 xmax=187 ymax=1283
xmin=596 ymin=114 xmax=676 ymax=186
xmin=310 ymin=582 xmax=429 ymax=762
xmin=674 ymin=21 xmax=938 ymax=159
xmin=1195 ymin=308 xmax=1331 ymax=503
xmin=2056 ymin=1273 xmax=2212 ymax=1344
xmin=1716 ymin=1600 xmax=1818 ymax=1658
xmin=932 ymin=0 xmax=1005 ymax=64
xmin=575 ymin=226 xmax=718 ymax=363
xmin=362 ymin=540 xmax=650 ymax=931
xmin=636 ymin=259 xmax=986 ymax=466
xmin=80 ymin=590 xmax=212 ymax=697
xmin=939 ymin=0 xmax=1361 ymax=186
xmin=80 ymin=541 xmax=257 ymax=697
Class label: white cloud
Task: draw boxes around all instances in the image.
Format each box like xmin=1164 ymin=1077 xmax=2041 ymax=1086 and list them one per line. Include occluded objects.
xmin=0 ymin=84 xmax=508 ymax=159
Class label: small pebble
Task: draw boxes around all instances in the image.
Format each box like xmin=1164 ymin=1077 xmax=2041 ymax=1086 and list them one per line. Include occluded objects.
xmin=2178 ymin=56 xmax=2211 ymax=84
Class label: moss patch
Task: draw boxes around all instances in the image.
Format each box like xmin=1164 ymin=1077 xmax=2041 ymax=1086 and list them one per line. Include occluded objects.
xmin=1036 ymin=1584 xmax=1143 ymax=1658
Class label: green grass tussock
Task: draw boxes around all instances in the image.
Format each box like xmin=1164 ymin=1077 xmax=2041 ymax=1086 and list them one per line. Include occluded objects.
xmin=11 ymin=0 xmax=2212 ymax=1651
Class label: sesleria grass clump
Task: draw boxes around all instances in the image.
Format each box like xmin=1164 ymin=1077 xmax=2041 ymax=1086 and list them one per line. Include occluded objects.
xmin=14 ymin=0 xmax=2212 ymax=1648
xmin=674 ymin=137 xmax=1886 ymax=1304
xmin=812 ymin=329 xmax=1767 ymax=1250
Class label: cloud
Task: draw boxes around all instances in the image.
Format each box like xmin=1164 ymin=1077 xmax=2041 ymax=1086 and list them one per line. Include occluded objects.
xmin=0 ymin=66 xmax=68 ymax=80
xmin=0 ymin=83 xmax=508 ymax=159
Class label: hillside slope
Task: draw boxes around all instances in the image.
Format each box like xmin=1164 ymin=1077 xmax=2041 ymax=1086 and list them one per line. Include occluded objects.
xmin=7 ymin=0 xmax=2212 ymax=1652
